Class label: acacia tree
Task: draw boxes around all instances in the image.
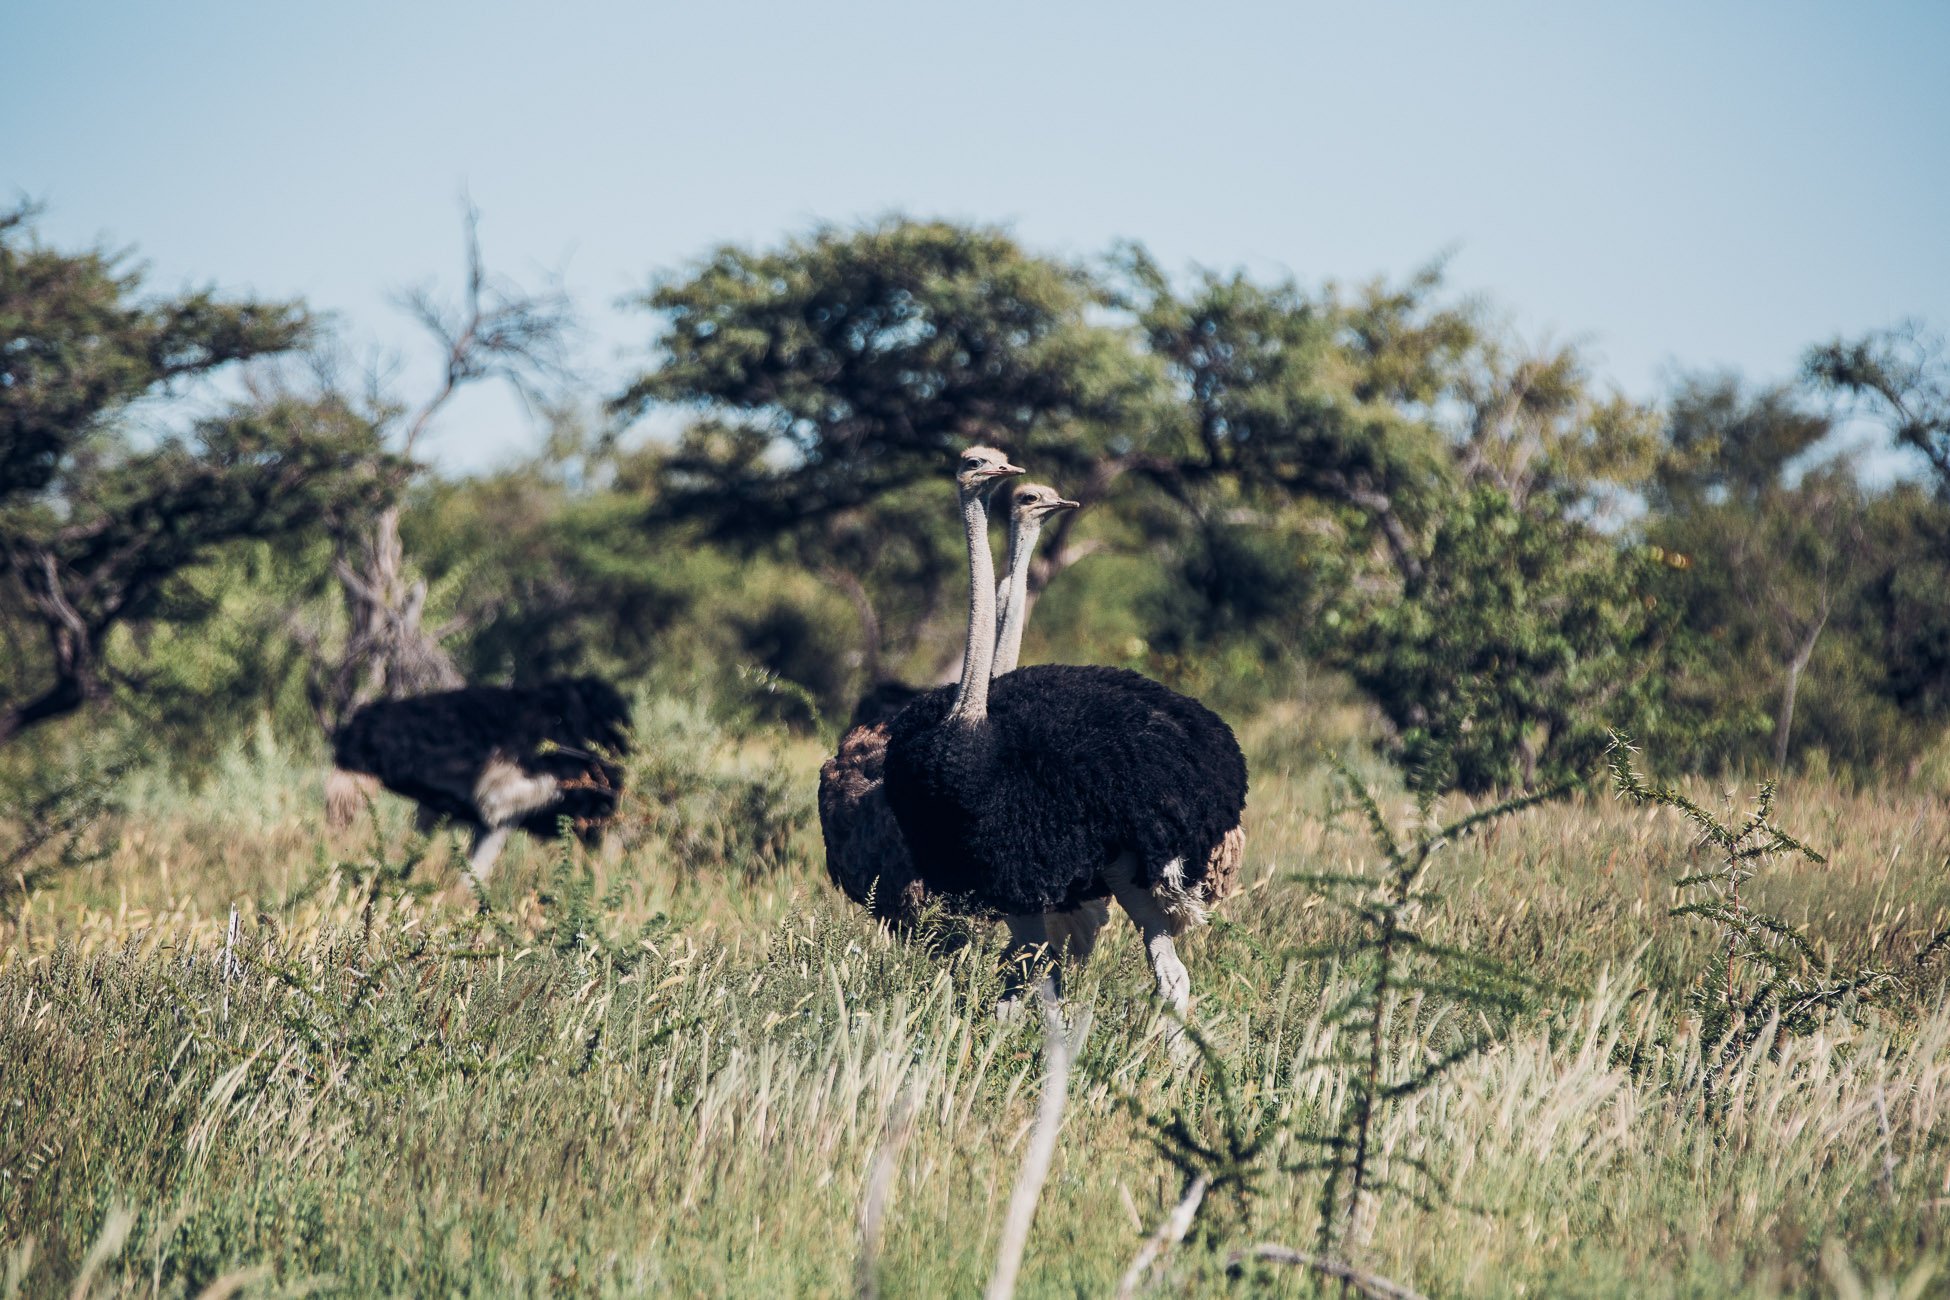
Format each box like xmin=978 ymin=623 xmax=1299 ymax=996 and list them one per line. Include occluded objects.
xmin=612 ymin=219 xmax=1156 ymax=682
xmin=1113 ymin=250 xmax=1474 ymax=593
xmin=1328 ymin=486 xmax=1681 ymax=791
xmin=1312 ymin=335 xmax=1674 ymax=791
xmin=0 ymin=206 xmax=380 ymax=746
xmin=1807 ymin=323 xmax=1950 ymax=498
xmin=613 ymin=221 xmax=1484 ymax=687
xmin=1452 ymin=336 xmax=1660 ymax=522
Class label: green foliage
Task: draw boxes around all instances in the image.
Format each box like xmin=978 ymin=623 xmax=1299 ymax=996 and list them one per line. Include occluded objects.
xmin=1651 ymin=373 xmax=1833 ymax=513
xmin=1119 ymin=1023 xmax=1282 ymax=1243
xmin=7 ymin=202 xmax=1947 ymax=793
xmin=1453 ymin=336 xmax=1662 ymax=517
xmin=1608 ymin=735 xmax=1903 ymax=1108
xmin=0 ymin=739 xmax=136 ymax=912
xmin=1645 ymin=375 xmax=1950 ymax=773
xmin=1858 ymin=487 xmax=1950 ymax=724
xmin=1293 ymin=762 xmax=1567 ymax=1257
xmin=1325 ymin=486 xmax=1679 ymax=792
xmin=616 ymin=218 xmax=1136 ymax=529
xmin=612 ymin=218 xmax=1161 ymax=691
xmin=1806 ymin=322 xmax=1950 ymax=497
xmin=1114 ymin=249 xmax=1461 ymax=526
xmin=609 ymin=694 xmax=811 ymax=880
xmin=0 ymin=203 xmax=308 ymax=504
xmin=0 ymin=207 xmax=385 ymax=746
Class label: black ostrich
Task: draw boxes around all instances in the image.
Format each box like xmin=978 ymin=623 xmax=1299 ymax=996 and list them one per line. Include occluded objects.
xmin=328 ymin=677 xmax=631 ymax=887
xmin=882 ymin=449 xmax=1249 ymax=1015
xmin=818 ymin=471 xmax=1079 ymax=927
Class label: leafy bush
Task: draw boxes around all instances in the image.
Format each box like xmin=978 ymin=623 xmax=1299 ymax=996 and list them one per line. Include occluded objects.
xmin=1324 ymin=487 xmax=1682 ymax=792
xmin=609 ymin=693 xmax=811 ymax=880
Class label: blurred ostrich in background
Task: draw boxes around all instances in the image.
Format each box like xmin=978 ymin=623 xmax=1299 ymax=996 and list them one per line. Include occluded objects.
xmin=327 ymin=677 xmax=631 ymax=886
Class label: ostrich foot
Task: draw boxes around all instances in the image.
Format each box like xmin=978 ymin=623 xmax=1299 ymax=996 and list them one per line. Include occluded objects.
xmin=464 ymin=825 xmax=511 ymax=893
xmin=1146 ymin=932 xmax=1191 ymax=1019
xmin=995 ymin=976 xmax=1061 ymax=1024
xmin=997 ymin=914 xmax=1062 ymax=1021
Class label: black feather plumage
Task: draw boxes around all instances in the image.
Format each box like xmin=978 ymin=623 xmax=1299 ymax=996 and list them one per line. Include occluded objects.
xmin=883 ymin=665 xmax=1247 ymax=916
xmin=331 ymin=677 xmax=630 ymax=839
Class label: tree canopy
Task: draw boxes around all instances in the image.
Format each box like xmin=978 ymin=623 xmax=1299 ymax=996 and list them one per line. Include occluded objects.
xmin=4 ymin=206 xmax=1946 ymax=788
xmin=0 ymin=208 xmax=384 ymax=743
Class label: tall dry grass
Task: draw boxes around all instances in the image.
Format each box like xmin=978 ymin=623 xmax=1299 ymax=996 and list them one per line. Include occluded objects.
xmin=2 ymin=707 xmax=1947 ymax=1296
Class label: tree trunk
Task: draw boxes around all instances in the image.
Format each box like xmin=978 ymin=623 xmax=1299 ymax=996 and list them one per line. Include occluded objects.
xmin=824 ymin=566 xmax=884 ymax=686
xmin=321 ymin=504 xmax=464 ymax=731
xmin=0 ymin=549 xmax=107 ymax=748
xmin=1318 ymin=471 xmax=1426 ymax=593
xmin=1773 ymin=611 xmax=1829 ymax=771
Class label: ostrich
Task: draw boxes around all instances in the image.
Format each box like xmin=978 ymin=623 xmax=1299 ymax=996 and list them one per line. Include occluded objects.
xmin=816 ymin=455 xmax=1063 ymax=925
xmin=882 ymin=450 xmax=1249 ymax=1015
xmin=327 ymin=676 xmax=630 ymax=887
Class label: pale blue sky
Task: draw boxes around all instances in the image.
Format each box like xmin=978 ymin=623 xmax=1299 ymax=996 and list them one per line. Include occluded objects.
xmin=6 ymin=1 xmax=1946 ymax=473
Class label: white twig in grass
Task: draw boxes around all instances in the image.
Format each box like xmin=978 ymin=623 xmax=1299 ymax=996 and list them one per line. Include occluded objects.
xmin=985 ymin=1004 xmax=1086 ymax=1300
xmin=855 ymin=1084 xmax=920 ymax=1300
xmin=1112 ymin=1173 xmax=1209 ymax=1300
xmin=1226 ymin=1245 xmax=1429 ymax=1300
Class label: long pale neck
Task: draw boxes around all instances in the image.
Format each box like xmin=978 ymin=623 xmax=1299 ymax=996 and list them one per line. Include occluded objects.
xmin=991 ymin=513 xmax=1045 ymax=678
xmin=946 ymin=487 xmax=999 ymax=725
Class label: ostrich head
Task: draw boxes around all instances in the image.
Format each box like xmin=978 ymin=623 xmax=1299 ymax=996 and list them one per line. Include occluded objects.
xmin=990 ymin=483 xmax=1080 ymax=678
xmin=956 ymin=445 xmax=1024 ymax=495
xmin=1007 ymin=483 xmax=1080 ymax=524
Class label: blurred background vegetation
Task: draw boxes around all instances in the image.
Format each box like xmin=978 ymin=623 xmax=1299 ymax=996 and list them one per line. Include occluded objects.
xmin=5 ymin=203 xmax=1948 ymax=795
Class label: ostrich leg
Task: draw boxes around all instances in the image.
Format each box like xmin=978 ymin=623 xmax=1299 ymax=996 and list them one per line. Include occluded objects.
xmin=1104 ymin=855 xmax=1192 ymax=1017
xmin=465 ymin=825 xmax=513 ymax=888
xmin=1043 ymin=897 xmax=1111 ymax=969
xmin=464 ymin=755 xmax=559 ymax=891
xmin=999 ymin=897 xmax=1113 ymax=1017
xmin=996 ymin=913 xmax=1061 ymax=1019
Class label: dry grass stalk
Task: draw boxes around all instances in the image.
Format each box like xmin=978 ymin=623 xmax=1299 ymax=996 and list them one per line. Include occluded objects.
xmin=855 ymin=1082 xmax=920 ymax=1300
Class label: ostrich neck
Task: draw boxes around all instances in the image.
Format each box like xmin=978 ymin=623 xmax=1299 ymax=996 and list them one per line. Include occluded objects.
xmin=991 ymin=514 xmax=1044 ymax=678
xmin=947 ymin=486 xmax=999 ymax=727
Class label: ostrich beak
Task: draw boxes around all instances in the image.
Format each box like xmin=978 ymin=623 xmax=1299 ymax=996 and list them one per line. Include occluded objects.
xmin=989 ymin=460 xmax=1026 ymax=479
xmin=1054 ymin=497 xmax=1080 ymax=511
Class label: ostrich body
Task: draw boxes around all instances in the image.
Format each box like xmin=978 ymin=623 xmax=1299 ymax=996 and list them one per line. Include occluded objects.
xmin=329 ymin=676 xmax=630 ymax=885
xmin=882 ymin=453 xmax=1248 ymax=1013
xmin=815 ymin=461 xmax=1063 ymax=924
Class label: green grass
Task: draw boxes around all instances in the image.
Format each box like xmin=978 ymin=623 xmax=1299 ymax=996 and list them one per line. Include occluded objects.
xmin=3 ymin=705 xmax=1948 ymax=1297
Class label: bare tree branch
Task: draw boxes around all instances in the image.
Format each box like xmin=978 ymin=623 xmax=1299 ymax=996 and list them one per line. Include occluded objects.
xmin=1227 ymin=1245 xmax=1430 ymax=1300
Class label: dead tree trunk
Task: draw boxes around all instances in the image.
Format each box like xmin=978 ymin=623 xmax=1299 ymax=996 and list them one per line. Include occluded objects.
xmin=1772 ymin=608 xmax=1829 ymax=771
xmin=824 ymin=566 xmax=885 ymax=686
xmin=0 ymin=545 xmax=113 ymax=745
xmin=323 ymin=502 xmax=465 ymax=727
xmin=310 ymin=203 xmax=568 ymax=733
